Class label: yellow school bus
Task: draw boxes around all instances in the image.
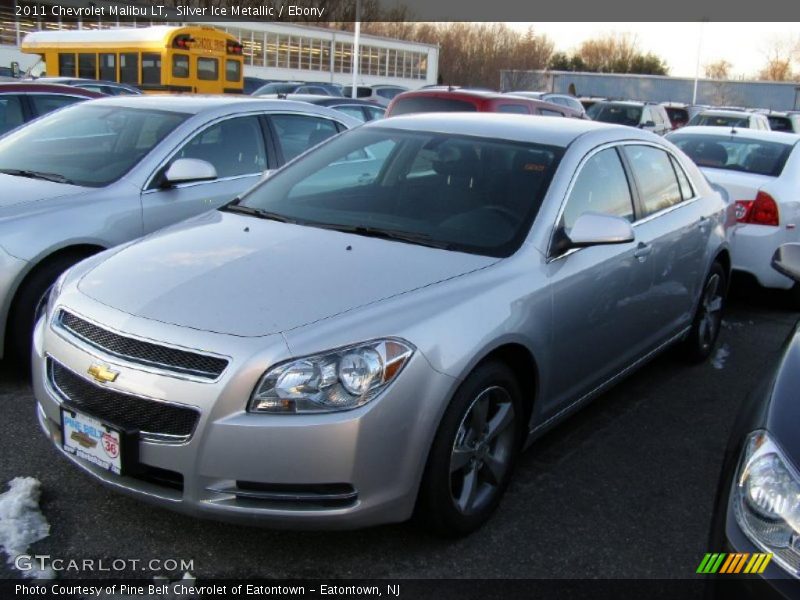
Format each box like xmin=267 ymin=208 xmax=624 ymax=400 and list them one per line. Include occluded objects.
xmin=21 ymin=25 xmax=244 ymax=94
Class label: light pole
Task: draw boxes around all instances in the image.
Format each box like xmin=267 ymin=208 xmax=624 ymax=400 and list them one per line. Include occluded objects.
xmin=692 ymin=20 xmax=707 ymax=105
xmin=351 ymin=0 xmax=361 ymax=98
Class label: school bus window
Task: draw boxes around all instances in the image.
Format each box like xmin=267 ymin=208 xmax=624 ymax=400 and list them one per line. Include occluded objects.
xmin=197 ymin=57 xmax=218 ymax=81
xmin=58 ymin=53 xmax=76 ymax=77
xmin=225 ymin=59 xmax=241 ymax=83
xmin=78 ymin=54 xmax=96 ymax=79
xmin=142 ymin=53 xmax=161 ymax=85
xmin=120 ymin=53 xmax=138 ymax=84
xmin=172 ymin=54 xmax=189 ymax=78
xmin=99 ymin=53 xmax=116 ymax=81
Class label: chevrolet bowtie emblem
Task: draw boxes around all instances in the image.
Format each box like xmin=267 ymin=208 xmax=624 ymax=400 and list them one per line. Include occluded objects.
xmin=87 ymin=364 xmax=119 ymax=384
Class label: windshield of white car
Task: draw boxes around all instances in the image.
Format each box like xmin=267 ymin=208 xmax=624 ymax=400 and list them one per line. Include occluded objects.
xmin=669 ymin=133 xmax=794 ymax=177
xmin=0 ymin=104 xmax=188 ymax=187
xmin=236 ymin=127 xmax=564 ymax=258
xmin=687 ymin=114 xmax=749 ymax=128
xmin=586 ymin=103 xmax=643 ymax=127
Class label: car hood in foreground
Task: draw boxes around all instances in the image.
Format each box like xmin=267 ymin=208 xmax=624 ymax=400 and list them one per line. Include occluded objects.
xmin=78 ymin=211 xmax=497 ymax=337
xmin=0 ymin=173 xmax=91 ymax=212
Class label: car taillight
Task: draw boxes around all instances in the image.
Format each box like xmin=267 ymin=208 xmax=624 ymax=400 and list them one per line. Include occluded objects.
xmin=735 ymin=191 xmax=779 ymax=226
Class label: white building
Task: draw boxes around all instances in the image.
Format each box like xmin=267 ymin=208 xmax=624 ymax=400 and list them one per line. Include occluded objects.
xmin=0 ymin=4 xmax=439 ymax=87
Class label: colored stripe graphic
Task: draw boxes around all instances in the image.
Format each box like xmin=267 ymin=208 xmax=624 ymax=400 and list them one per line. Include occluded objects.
xmin=698 ymin=553 xmax=773 ymax=575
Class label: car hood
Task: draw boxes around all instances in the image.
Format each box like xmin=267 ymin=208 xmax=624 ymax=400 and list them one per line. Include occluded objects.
xmin=77 ymin=211 xmax=498 ymax=337
xmin=0 ymin=173 xmax=90 ymax=211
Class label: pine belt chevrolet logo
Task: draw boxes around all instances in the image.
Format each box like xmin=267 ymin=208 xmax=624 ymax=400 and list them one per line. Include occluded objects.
xmin=87 ymin=364 xmax=119 ymax=384
xmin=697 ymin=553 xmax=772 ymax=574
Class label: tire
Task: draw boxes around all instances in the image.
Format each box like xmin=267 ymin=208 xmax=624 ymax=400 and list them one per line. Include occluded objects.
xmin=416 ymin=360 xmax=525 ymax=537
xmin=6 ymin=253 xmax=85 ymax=366
xmin=681 ymin=262 xmax=727 ymax=364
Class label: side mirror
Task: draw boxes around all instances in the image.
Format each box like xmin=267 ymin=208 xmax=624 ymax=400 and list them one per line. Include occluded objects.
xmin=162 ymin=158 xmax=217 ymax=187
xmin=771 ymin=243 xmax=800 ymax=283
xmin=566 ymin=212 xmax=635 ymax=248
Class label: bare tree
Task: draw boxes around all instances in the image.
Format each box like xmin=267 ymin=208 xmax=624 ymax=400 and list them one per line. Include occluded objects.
xmin=757 ymin=36 xmax=797 ymax=81
xmin=704 ymin=59 xmax=732 ymax=79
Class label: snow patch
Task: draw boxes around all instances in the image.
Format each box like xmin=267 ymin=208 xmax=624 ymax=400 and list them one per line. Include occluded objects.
xmin=0 ymin=477 xmax=53 ymax=578
xmin=712 ymin=344 xmax=730 ymax=370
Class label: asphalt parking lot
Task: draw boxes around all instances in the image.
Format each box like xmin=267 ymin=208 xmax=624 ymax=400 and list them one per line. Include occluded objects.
xmin=0 ymin=281 xmax=797 ymax=582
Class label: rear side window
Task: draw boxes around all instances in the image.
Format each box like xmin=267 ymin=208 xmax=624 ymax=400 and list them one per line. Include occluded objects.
xmin=497 ymin=104 xmax=530 ymax=114
xmin=30 ymin=94 xmax=84 ymax=117
xmin=669 ymin=133 xmax=793 ymax=176
xmin=333 ymin=105 xmax=367 ymax=122
xmin=389 ymin=97 xmax=478 ymax=116
xmin=270 ymin=114 xmax=339 ymax=162
xmin=541 ymin=109 xmax=564 ymax=117
xmin=0 ymin=95 xmax=25 ymax=135
xmin=624 ymin=145 xmax=683 ymax=216
xmin=197 ymin=58 xmax=218 ymax=81
xmin=670 ymin=156 xmax=695 ymax=200
xmin=562 ymin=148 xmax=634 ymax=231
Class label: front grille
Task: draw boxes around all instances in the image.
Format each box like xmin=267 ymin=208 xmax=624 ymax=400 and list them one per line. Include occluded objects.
xmin=58 ymin=310 xmax=228 ymax=380
xmin=50 ymin=359 xmax=199 ymax=441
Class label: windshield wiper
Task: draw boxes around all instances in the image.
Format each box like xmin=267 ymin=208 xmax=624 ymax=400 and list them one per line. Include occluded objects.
xmin=0 ymin=168 xmax=76 ymax=185
xmin=315 ymin=224 xmax=456 ymax=250
xmin=221 ymin=204 xmax=296 ymax=224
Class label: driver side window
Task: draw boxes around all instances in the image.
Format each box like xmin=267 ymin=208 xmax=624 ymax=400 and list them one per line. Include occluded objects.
xmin=561 ymin=148 xmax=634 ymax=233
xmin=175 ymin=116 xmax=267 ymax=179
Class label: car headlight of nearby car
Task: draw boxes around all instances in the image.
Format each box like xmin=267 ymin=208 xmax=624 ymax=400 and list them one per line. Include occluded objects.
xmin=249 ymin=339 xmax=415 ymax=414
xmin=734 ymin=430 xmax=800 ymax=574
xmin=44 ymin=269 xmax=69 ymax=322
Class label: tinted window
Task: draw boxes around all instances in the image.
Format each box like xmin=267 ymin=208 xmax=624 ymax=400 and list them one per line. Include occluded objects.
xmin=99 ymin=53 xmax=116 ymax=81
xmin=58 ymin=53 xmax=76 ymax=77
xmin=364 ymin=106 xmax=385 ymax=121
xmin=333 ymin=105 xmax=366 ymax=122
xmin=29 ymin=94 xmax=84 ymax=116
xmin=390 ymin=97 xmax=477 ymax=116
xmin=541 ymin=109 xmax=564 ymax=117
xmin=688 ymin=114 xmax=749 ymax=128
xmin=562 ymin=148 xmax=634 ymax=231
xmin=497 ymin=104 xmax=530 ymax=114
xmin=376 ymin=87 xmax=403 ymax=100
xmin=142 ymin=53 xmax=161 ymax=85
xmin=670 ymin=155 xmax=694 ymax=200
xmin=587 ymin=103 xmax=643 ymax=127
xmin=0 ymin=105 xmax=187 ymax=187
xmin=120 ymin=53 xmax=138 ymax=84
xmin=624 ymin=145 xmax=683 ymax=216
xmin=197 ymin=57 xmax=218 ymax=81
xmin=665 ymin=107 xmax=689 ymax=125
xmin=237 ymin=128 xmax=564 ymax=258
xmin=78 ymin=53 xmax=96 ymax=79
xmin=0 ymin=95 xmax=24 ymax=135
xmin=669 ymin=133 xmax=793 ymax=176
xmin=270 ymin=114 xmax=339 ymax=161
xmin=172 ymin=54 xmax=189 ymax=78
xmin=225 ymin=59 xmax=241 ymax=83
xmin=176 ymin=116 xmax=267 ymax=178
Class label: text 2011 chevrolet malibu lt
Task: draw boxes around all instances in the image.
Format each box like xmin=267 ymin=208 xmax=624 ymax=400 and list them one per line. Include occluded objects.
xmin=34 ymin=114 xmax=731 ymax=536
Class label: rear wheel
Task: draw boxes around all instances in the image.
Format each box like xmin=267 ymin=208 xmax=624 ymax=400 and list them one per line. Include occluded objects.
xmin=416 ymin=361 xmax=524 ymax=537
xmin=682 ymin=262 xmax=727 ymax=363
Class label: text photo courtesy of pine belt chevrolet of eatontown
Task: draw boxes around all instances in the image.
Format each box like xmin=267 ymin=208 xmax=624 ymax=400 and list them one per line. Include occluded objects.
xmin=1 ymin=4 xmax=800 ymax=598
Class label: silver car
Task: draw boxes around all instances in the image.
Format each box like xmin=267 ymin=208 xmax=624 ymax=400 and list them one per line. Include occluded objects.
xmin=0 ymin=96 xmax=358 ymax=361
xmin=33 ymin=114 xmax=730 ymax=535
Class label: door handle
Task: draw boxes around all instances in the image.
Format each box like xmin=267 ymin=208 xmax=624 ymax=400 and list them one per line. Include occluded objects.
xmin=698 ymin=216 xmax=711 ymax=232
xmin=634 ymin=242 xmax=652 ymax=262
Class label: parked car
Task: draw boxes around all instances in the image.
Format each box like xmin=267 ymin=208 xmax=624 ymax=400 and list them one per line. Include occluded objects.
xmin=0 ymin=82 xmax=103 ymax=136
xmin=586 ymin=101 xmax=672 ymax=135
xmin=688 ymin=110 xmax=770 ymax=131
xmin=33 ymin=114 xmax=730 ymax=536
xmin=668 ymin=127 xmax=800 ymax=298
xmin=266 ymin=94 xmax=385 ymax=122
xmin=386 ymin=89 xmax=580 ymax=118
xmin=252 ymin=81 xmax=342 ymax=97
xmin=708 ymin=243 xmax=800 ymax=598
xmin=661 ymin=102 xmax=691 ymax=129
xmin=32 ymin=77 xmax=141 ymax=96
xmin=764 ymin=111 xmax=800 ymax=133
xmin=0 ymin=96 xmax=358 ymax=362
xmin=342 ymin=84 xmax=407 ymax=107
xmin=506 ymin=92 xmax=586 ymax=117
xmin=243 ymin=76 xmax=271 ymax=95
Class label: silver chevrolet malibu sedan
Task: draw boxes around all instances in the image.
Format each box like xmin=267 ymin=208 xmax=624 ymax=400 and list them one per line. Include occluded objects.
xmin=33 ymin=114 xmax=731 ymax=536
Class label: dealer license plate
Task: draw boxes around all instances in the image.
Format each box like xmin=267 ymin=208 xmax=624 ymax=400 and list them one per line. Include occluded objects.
xmin=61 ymin=407 xmax=123 ymax=475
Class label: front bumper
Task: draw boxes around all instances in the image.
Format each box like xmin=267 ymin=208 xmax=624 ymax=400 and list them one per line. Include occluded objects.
xmin=33 ymin=298 xmax=455 ymax=529
xmin=730 ymin=224 xmax=799 ymax=290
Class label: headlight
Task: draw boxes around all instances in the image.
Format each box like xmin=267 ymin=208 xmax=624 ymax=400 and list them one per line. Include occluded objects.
xmin=44 ymin=269 xmax=69 ymax=322
xmin=734 ymin=430 xmax=800 ymax=574
xmin=249 ymin=339 xmax=414 ymax=414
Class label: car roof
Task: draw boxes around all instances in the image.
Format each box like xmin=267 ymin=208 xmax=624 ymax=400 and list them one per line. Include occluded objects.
xmin=0 ymin=82 xmax=103 ymax=96
xmin=595 ymin=100 xmax=648 ymax=107
xmin=362 ymin=112 xmax=633 ymax=147
xmin=257 ymin=94 xmax=381 ymax=107
xmin=670 ymin=125 xmax=800 ymax=144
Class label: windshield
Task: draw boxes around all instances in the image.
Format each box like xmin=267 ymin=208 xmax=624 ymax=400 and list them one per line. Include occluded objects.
xmin=665 ymin=107 xmax=689 ymax=124
xmin=254 ymin=82 xmax=300 ymax=95
xmin=688 ymin=114 xmax=749 ymax=128
xmin=669 ymin=133 xmax=793 ymax=176
xmin=587 ymin=103 xmax=642 ymax=127
xmin=389 ymin=96 xmax=478 ymax=116
xmin=0 ymin=104 xmax=187 ymax=187
xmin=235 ymin=127 xmax=564 ymax=257
xmin=767 ymin=116 xmax=793 ymax=132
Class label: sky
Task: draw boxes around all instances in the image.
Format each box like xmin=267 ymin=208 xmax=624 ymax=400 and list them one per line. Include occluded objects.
xmin=510 ymin=23 xmax=797 ymax=79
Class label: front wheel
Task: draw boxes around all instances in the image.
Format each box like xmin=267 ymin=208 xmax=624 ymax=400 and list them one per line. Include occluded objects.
xmin=682 ymin=262 xmax=727 ymax=363
xmin=416 ymin=361 xmax=524 ymax=537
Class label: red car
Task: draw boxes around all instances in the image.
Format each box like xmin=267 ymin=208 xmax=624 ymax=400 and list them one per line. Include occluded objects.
xmin=386 ymin=88 xmax=584 ymax=119
xmin=0 ymin=83 xmax=103 ymax=136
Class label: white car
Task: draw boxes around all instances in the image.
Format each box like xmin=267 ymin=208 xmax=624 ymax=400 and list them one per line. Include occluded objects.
xmin=687 ymin=110 xmax=770 ymax=131
xmin=668 ymin=126 xmax=800 ymax=295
